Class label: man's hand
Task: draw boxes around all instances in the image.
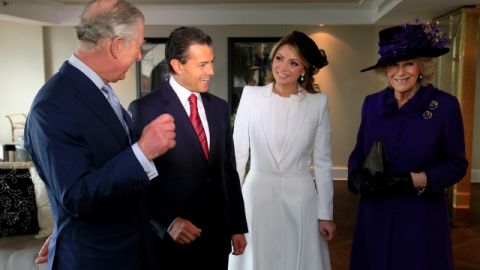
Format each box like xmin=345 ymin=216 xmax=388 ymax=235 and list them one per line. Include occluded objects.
xmin=35 ymin=235 xmax=51 ymax=264
xmin=138 ymin=114 xmax=176 ymax=160
xmin=168 ymin=217 xmax=202 ymax=245
xmin=319 ymin=220 xmax=336 ymax=241
xmin=231 ymin=234 xmax=247 ymax=256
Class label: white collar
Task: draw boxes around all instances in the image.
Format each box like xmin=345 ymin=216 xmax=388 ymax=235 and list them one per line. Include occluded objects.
xmin=169 ymin=76 xmax=201 ymax=105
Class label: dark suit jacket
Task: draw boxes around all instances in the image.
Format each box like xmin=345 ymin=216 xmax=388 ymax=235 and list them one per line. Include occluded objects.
xmin=129 ymin=82 xmax=247 ymax=269
xmin=24 ymin=61 xmax=150 ymax=270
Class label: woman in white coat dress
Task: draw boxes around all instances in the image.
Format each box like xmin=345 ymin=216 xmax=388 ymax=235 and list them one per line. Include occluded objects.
xmin=229 ymin=31 xmax=336 ymax=270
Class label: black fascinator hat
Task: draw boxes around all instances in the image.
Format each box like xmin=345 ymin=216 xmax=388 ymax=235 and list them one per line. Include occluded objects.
xmin=291 ymin=31 xmax=328 ymax=71
xmin=361 ymin=22 xmax=450 ymax=72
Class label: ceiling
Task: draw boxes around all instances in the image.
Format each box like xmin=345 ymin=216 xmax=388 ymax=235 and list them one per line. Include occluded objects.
xmin=0 ymin=0 xmax=479 ymax=26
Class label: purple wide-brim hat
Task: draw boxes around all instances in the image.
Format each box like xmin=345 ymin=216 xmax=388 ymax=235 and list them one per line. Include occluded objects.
xmin=361 ymin=23 xmax=450 ymax=72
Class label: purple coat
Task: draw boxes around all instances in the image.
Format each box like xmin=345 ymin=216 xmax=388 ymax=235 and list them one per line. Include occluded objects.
xmin=348 ymin=85 xmax=468 ymax=270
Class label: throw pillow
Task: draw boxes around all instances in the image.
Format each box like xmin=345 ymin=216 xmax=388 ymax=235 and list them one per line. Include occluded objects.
xmin=29 ymin=166 xmax=54 ymax=239
xmin=0 ymin=166 xmax=40 ymax=237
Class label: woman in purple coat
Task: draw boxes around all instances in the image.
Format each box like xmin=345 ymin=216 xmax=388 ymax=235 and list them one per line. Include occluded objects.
xmin=348 ymin=22 xmax=468 ymax=270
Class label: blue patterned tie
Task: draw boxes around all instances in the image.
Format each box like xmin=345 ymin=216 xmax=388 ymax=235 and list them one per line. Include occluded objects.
xmin=102 ymin=84 xmax=131 ymax=141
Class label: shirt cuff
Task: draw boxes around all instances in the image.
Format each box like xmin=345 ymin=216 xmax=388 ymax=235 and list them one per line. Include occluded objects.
xmin=167 ymin=217 xmax=180 ymax=233
xmin=132 ymin=143 xmax=158 ymax=180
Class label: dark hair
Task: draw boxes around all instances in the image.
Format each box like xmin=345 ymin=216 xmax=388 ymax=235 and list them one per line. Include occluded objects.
xmin=74 ymin=0 xmax=144 ymax=48
xmin=165 ymin=26 xmax=213 ymax=74
xmin=268 ymin=32 xmax=328 ymax=93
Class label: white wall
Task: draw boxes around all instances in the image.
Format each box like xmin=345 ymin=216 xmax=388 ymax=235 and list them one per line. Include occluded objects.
xmin=141 ymin=25 xmax=386 ymax=166
xmin=33 ymin=24 xmax=388 ymax=166
xmin=0 ymin=20 xmax=44 ymax=144
xmin=2 ymin=22 xmax=479 ymax=175
xmin=472 ymin=43 xmax=480 ymax=182
xmin=144 ymin=25 xmax=480 ymax=175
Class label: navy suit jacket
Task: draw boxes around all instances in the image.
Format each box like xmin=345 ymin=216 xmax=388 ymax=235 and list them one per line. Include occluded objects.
xmin=129 ymin=83 xmax=247 ymax=266
xmin=25 ymin=62 xmax=150 ymax=270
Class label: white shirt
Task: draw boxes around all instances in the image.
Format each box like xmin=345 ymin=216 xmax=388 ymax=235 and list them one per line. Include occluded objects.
xmin=169 ymin=76 xmax=210 ymax=148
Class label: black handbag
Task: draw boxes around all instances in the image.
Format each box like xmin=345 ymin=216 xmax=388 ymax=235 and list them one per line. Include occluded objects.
xmin=362 ymin=140 xmax=388 ymax=177
xmin=359 ymin=140 xmax=414 ymax=197
xmin=348 ymin=140 xmax=389 ymax=195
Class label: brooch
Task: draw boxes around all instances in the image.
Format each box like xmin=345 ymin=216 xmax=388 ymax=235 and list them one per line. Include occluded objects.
xmin=423 ymin=111 xmax=433 ymax=119
xmin=423 ymin=100 xmax=438 ymax=120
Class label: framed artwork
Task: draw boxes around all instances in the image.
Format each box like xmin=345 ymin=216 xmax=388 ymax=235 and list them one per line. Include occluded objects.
xmin=136 ymin=38 xmax=169 ymax=98
xmin=228 ymin=37 xmax=280 ymax=115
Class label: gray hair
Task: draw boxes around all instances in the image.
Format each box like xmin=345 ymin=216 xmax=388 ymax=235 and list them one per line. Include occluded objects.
xmin=375 ymin=57 xmax=437 ymax=87
xmin=75 ymin=0 xmax=144 ymax=50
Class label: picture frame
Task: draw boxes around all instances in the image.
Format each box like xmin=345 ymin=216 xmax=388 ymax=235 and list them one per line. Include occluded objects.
xmin=136 ymin=38 xmax=169 ymax=98
xmin=228 ymin=37 xmax=280 ymax=115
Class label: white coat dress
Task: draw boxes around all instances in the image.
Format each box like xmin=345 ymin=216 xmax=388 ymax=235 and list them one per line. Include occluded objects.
xmin=228 ymin=83 xmax=333 ymax=270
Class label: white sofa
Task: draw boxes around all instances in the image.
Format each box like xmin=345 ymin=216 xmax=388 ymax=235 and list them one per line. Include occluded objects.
xmin=0 ymin=235 xmax=46 ymax=270
xmin=0 ymin=162 xmax=51 ymax=270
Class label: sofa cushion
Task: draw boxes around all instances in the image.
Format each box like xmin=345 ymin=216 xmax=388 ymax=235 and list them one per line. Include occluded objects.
xmin=29 ymin=167 xmax=53 ymax=239
xmin=0 ymin=234 xmax=47 ymax=270
xmin=0 ymin=163 xmax=39 ymax=237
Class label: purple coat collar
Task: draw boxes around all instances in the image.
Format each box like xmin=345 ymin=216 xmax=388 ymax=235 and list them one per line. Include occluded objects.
xmin=377 ymin=84 xmax=438 ymax=116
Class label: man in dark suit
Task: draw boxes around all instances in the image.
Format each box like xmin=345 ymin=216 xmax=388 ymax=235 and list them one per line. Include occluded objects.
xmin=24 ymin=1 xmax=175 ymax=269
xmin=129 ymin=26 xmax=248 ymax=270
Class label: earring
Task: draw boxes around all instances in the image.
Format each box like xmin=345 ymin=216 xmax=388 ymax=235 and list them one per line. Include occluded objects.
xmin=419 ymin=74 xmax=423 ymax=80
xmin=299 ymin=74 xmax=305 ymax=83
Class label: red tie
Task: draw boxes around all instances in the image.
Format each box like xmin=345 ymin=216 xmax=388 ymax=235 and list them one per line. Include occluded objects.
xmin=188 ymin=94 xmax=209 ymax=159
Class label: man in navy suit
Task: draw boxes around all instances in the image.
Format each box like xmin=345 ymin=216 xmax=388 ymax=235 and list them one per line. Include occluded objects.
xmin=129 ymin=26 xmax=248 ymax=270
xmin=24 ymin=1 xmax=176 ymax=269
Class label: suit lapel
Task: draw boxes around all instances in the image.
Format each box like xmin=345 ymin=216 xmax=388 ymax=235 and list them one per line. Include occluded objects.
xmin=260 ymin=86 xmax=282 ymax=166
xmin=162 ymin=85 xmax=208 ymax=161
xmin=201 ymin=93 xmax=216 ymax=163
xmin=60 ymin=62 xmax=130 ymax=147
xmin=260 ymin=85 xmax=307 ymax=165
xmin=279 ymin=93 xmax=307 ymax=163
